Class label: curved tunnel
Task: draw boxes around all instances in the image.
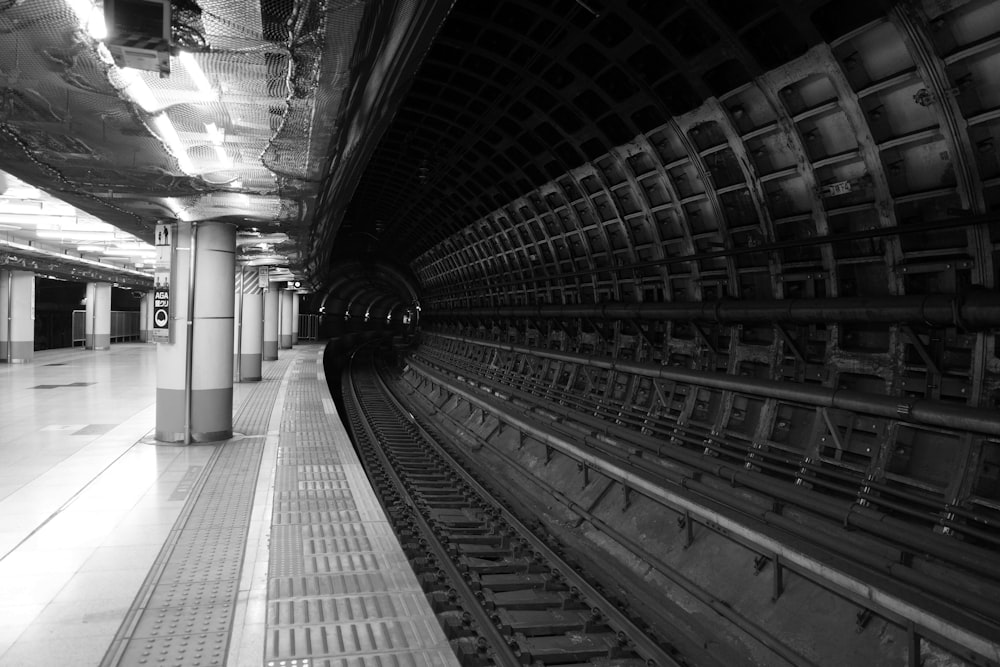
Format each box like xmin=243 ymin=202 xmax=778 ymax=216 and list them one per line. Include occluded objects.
xmin=321 ymin=1 xmax=1000 ymax=665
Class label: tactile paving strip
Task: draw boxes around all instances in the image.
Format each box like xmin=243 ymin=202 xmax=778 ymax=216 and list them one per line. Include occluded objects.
xmin=265 ymin=352 xmax=460 ymax=667
xmin=101 ymin=357 xmax=294 ymax=667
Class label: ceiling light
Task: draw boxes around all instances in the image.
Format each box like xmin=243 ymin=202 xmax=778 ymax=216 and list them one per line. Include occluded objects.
xmin=153 ymin=115 xmax=195 ymax=174
xmin=103 ymin=248 xmax=156 ymax=258
xmin=205 ymin=122 xmax=224 ymax=145
xmin=37 ymin=229 xmax=119 ymax=241
xmin=76 ymin=244 xmax=106 ymax=253
xmin=66 ymin=0 xmax=107 ymax=39
xmin=179 ymin=51 xmax=215 ymax=98
xmin=110 ymin=63 xmax=160 ymax=112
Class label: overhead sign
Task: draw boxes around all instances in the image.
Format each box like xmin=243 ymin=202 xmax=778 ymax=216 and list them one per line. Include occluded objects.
xmin=152 ymin=288 xmax=170 ymax=342
xmin=258 ymin=266 xmax=269 ymax=291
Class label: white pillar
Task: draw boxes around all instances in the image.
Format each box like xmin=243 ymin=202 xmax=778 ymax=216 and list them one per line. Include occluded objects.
xmin=139 ymin=291 xmax=151 ymax=342
xmin=279 ymin=289 xmax=293 ymax=349
xmin=156 ymin=222 xmax=236 ymax=443
xmin=263 ymin=289 xmax=278 ymax=360
xmin=85 ymin=282 xmax=111 ymax=350
xmin=0 ymin=270 xmax=34 ymax=363
xmin=234 ymin=266 xmax=263 ymax=382
xmin=291 ymin=292 xmax=300 ymax=345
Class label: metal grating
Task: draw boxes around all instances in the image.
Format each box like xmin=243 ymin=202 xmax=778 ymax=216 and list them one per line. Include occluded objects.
xmin=101 ymin=357 xmax=294 ymax=667
xmin=265 ymin=350 xmax=459 ymax=667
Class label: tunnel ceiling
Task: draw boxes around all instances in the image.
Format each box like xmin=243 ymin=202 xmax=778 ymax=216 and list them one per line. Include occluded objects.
xmin=334 ymin=0 xmax=999 ymax=312
xmin=338 ymin=0 xmax=871 ymax=261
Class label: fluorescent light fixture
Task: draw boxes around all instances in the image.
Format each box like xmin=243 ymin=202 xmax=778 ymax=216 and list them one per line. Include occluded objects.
xmin=37 ymin=229 xmax=119 ymax=241
xmin=0 ymin=201 xmax=75 ymax=216
xmin=180 ymin=51 xmax=215 ymax=98
xmin=103 ymin=248 xmax=156 ymax=257
xmin=110 ymin=64 xmax=160 ymax=112
xmin=153 ymin=115 xmax=195 ymax=174
xmin=205 ymin=122 xmax=224 ymax=145
xmin=1 ymin=184 xmax=42 ymax=199
xmin=76 ymin=244 xmax=107 ymax=253
xmin=66 ymin=0 xmax=107 ymax=39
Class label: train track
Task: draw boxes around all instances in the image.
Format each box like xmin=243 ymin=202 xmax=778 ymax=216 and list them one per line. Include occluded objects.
xmin=342 ymin=348 xmax=684 ymax=667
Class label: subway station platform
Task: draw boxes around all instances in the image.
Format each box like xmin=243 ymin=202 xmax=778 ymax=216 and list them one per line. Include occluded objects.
xmin=0 ymin=343 xmax=459 ymax=667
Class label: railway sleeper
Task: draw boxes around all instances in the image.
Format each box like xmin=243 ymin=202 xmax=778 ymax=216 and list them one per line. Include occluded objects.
xmin=497 ymin=608 xmax=605 ymax=636
xmin=459 ymin=555 xmax=544 ymax=574
xmin=449 ymin=542 xmax=519 ymax=559
xmin=473 ymin=573 xmax=559 ymax=592
xmin=428 ymin=509 xmax=485 ymax=527
xmin=483 ymin=588 xmax=582 ymax=611
xmin=510 ymin=631 xmax=637 ymax=664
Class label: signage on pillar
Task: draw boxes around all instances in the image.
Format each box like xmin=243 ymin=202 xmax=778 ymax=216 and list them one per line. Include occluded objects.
xmin=152 ymin=288 xmax=170 ymax=343
xmin=153 ymin=223 xmax=174 ymax=343
xmin=258 ymin=266 xmax=269 ymax=292
xmin=154 ymin=222 xmax=173 ymax=286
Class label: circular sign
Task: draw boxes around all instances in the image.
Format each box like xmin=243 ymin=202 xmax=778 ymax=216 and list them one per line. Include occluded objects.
xmin=154 ymin=308 xmax=169 ymax=327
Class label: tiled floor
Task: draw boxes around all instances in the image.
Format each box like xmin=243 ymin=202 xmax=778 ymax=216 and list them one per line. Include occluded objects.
xmin=0 ymin=344 xmax=216 ymax=666
xmin=0 ymin=343 xmax=457 ymax=667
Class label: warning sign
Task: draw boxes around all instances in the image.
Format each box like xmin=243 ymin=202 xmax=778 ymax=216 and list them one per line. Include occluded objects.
xmin=152 ymin=288 xmax=170 ymax=342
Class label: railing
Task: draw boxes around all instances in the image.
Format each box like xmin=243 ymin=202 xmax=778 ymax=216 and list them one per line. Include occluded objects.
xmin=298 ymin=313 xmax=320 ymax=340
xmin=71 ymin=310 xmax=141 ymax=345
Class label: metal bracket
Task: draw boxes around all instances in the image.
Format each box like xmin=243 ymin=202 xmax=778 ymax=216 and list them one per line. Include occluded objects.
xmin=772 ymin=554 xmax=784 ymax=601
xmin=774 ymin=323 xmax=805 ymax=362
xmin=630 ymin=319 xmax=657 ymax=349
xmin=900 ymin=324 xmax=940 ymax=377
xmin=680 ymin=510 xmax=693 ymax=548
xmin=819 ymin=407 xmax=846 ymax=453
xmin=691 ymin=321 xmax=718 ymax=355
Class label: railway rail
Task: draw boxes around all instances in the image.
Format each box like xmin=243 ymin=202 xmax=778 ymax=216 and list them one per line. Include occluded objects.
xmin=342 ymin=347 xmax=685 ymax=667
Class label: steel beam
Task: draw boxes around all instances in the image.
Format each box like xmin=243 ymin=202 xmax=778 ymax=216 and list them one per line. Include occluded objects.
xmin=427 ymin=292 xmax=1000 ymax=330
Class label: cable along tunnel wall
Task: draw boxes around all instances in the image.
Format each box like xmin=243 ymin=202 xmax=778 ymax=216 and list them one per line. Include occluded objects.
xmin=395 ymin=328 xmax=1000 ymax=665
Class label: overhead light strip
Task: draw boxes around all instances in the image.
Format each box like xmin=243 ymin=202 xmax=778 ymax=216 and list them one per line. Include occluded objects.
xmin=0 ymin=238 xmax=152 ymax=278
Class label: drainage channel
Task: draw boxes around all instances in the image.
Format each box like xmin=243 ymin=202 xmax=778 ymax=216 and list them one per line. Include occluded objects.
xmin=342 ymin=348 xmax=684 ymax=667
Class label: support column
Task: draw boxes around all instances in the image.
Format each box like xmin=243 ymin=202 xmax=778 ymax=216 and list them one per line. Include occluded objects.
xmin=234 ymin=266 xmax=263 ymax=382
xmin=85 ymin=282 xmax=111 ymax=350
xmin=263 ymin=289 xmax=278 ymax=361
xmin=279 ymin=289 xmax=293 ymax=349
xmin=156 ymin=221 xmax=236 ymax=443
xmin=139 ymin=291 xmax=152 ymax=342
xmin=0 ymin=269 xmax=34 ymax=363
xmin=291 ymin=292 xmax=300 ymax=345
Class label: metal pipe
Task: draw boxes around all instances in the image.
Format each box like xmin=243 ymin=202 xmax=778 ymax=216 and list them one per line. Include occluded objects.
xmin=184 ymin=222 xmax=198 ymax=446
xmin=429 ymin=333 xmax=1000 ymax=436
xmin=426 ymin=292 xmax=1000 ymax=329
xmin=406 ymin=357 xmax=1000 ymax=663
